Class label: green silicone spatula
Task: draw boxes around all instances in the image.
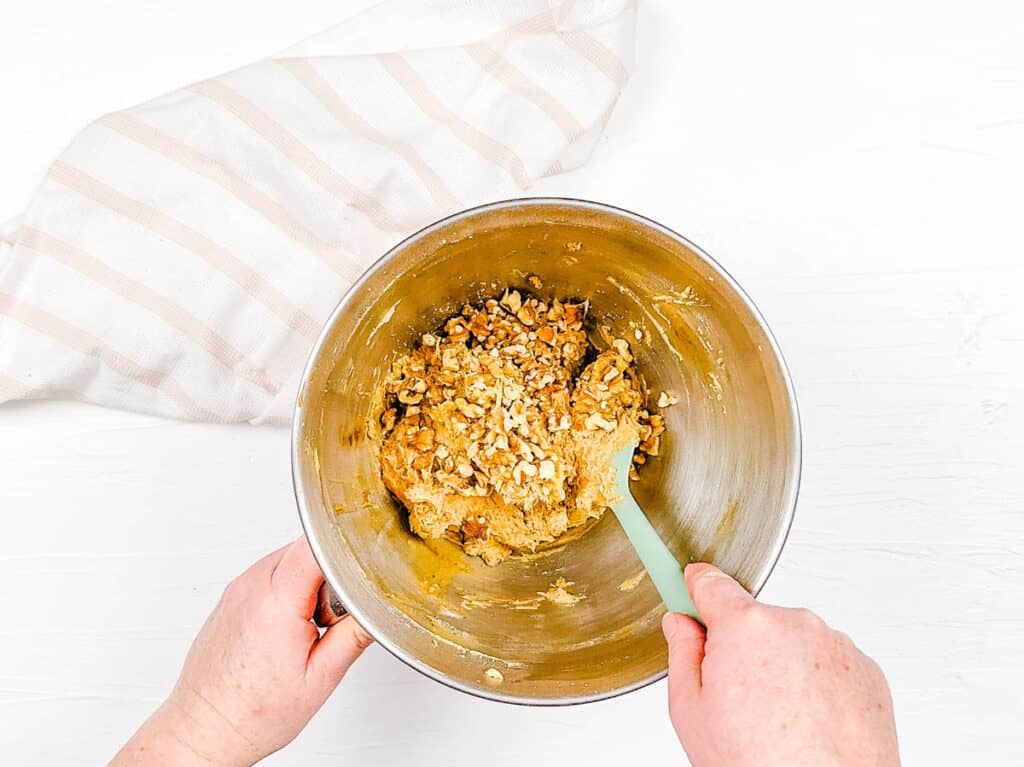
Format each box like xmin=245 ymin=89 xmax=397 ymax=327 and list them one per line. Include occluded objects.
xmin=610 ymin=442 xmax=700 ymax=621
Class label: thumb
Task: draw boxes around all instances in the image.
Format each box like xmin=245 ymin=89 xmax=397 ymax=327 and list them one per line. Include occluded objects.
xmin=307 ymin=614 xmax=374 ymax=693
xmin=663 ymin=612 xmax=705 ymax=708
xmin=684 ymin=563 xmax=754 ymax=627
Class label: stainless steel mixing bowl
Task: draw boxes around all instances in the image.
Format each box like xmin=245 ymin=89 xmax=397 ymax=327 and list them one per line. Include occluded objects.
xmin=292 ymin=198 xmax=800 ymax=705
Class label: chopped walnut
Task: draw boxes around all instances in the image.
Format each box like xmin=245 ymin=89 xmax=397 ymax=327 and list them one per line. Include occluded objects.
xmin=412 ymin=428 xmax=434 ymax=451
xmin=462 ymin=516 xmax=488 ymax=540
xmin=500 ymin=289 xmax=522 ymax=313
xmin=584 ymin=413 xmax=617 ymax=432
xmin=378 ymin=288 xmax=671 ymax=565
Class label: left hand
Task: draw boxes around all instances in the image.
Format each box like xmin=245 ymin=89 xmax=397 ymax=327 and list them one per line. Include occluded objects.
xmin=111 ymin=536 xmax=372 ymax=767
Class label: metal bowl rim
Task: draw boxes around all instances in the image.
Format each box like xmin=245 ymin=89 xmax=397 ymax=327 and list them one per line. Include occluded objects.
xmin=291 ymin=196 xmax=802 ymax=707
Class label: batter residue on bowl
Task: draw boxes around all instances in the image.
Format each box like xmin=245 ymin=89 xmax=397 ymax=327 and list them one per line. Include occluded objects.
xmin=378 ymin=290 xmax=665 ymax=565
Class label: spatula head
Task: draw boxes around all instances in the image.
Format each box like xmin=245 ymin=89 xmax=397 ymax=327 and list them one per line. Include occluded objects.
xmin=608 ymin=443 xmax=699 ymax=620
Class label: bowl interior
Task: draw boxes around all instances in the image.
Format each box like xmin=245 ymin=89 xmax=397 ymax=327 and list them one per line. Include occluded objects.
xmin=294 ymin=200 xmax=799 ymax=704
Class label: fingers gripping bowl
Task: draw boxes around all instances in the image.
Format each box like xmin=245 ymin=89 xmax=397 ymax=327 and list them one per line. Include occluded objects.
xmin=292 ymin=199 xmax=800 ymax=705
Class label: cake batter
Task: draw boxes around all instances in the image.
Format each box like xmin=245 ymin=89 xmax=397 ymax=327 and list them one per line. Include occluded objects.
xmin=378 ymin=290 xmax=664 ymax=564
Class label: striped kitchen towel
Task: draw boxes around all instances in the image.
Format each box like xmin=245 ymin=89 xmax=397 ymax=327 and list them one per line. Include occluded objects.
xmin=0 ymin=0 xmax=636 ymax=425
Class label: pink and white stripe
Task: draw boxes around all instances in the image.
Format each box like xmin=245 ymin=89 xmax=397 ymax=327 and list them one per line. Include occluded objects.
xmin=0 ymin=0 xmax=636 ymax=424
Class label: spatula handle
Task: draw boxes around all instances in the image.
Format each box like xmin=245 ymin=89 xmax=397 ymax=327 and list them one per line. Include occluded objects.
xmin=611 ymin=495 xmax=700 ymax=621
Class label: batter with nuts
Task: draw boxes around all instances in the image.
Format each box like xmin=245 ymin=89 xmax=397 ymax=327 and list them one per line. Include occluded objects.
xmin=378 ymin=290 xmax=664 ymax=565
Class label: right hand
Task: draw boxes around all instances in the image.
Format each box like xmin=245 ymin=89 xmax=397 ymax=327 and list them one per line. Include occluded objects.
xmin=663 ymin=564 xmax=899 ymax=767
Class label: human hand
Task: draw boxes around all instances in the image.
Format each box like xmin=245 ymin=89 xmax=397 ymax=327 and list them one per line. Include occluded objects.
xmin=111 ymin=537 xmax=372 ymax=767
xmin=663 ymin=564 xmax=899 ymax=767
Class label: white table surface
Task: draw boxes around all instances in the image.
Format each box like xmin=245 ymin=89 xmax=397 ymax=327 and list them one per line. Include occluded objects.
xmin=2 ymin=1 xmax=1023 ymax=764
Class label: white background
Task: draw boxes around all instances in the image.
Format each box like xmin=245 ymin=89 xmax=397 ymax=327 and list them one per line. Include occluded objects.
xmin=2 ymin=1 xmax=1023 ymax=764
